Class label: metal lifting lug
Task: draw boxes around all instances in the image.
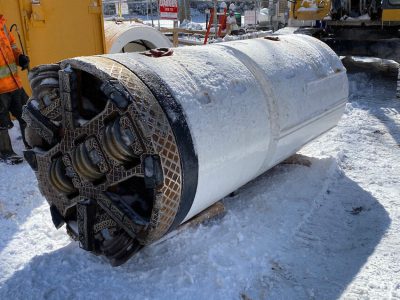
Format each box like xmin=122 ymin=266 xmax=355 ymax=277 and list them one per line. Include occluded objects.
xmin=141 ymin=47 xmax=174 ymax=57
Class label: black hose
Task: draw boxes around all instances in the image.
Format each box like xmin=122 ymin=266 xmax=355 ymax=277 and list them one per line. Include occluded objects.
xmin=10 ymin=23 xmax=30 ymax=71
xmin=10 ymin=24 xmax=26 ymax=55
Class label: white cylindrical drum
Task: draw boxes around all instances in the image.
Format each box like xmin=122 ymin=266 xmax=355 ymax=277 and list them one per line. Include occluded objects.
xmin=104 ymin=21 xmax=172 ymax=53
xmin=23 ymin=34 xmax=348 ymax=266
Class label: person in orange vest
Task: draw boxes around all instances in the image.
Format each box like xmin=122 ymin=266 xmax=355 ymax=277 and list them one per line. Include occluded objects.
xmin=0 ymin=14 xmax=30 ymax=164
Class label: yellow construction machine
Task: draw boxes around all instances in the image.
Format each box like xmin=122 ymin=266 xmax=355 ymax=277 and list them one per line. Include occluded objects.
xmin=0 ymin=0 xmax=105 ymax=93
xmin=291 ymin=0 xmax=400 ymax=22
xmin=290 ymin=0 xmax=400 ymax=64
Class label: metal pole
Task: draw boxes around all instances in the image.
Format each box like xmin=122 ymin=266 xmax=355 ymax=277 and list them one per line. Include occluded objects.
xmin=157 ymin=0 xmax=161 ymax=30
xmin=150 ymin=0 xmax=154 ymax=27
xmin=146 ymin=0 xmax=148 ymax=20
xmin=213 ymin=0 xmax=218 ymax=38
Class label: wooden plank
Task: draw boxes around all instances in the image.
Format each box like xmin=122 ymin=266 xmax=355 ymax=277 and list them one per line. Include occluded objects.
xmin=183 ymin=201 xmax=225 ymax=228
xmin=151 ymin=201 xmax=226 ymax=246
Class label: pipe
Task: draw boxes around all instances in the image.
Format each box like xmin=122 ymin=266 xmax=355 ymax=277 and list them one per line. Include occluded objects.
xmin=104 ymin=21 xmax=172 ymax=53
xmin=22 ymin=34 xmax=348 ymax=266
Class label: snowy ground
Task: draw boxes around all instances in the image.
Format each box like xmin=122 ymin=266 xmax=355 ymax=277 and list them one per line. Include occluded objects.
xmin=0 ymin=61 xmax=399 ymax=299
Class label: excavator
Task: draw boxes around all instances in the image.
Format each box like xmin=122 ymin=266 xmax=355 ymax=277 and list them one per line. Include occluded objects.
xmin=289 ymin=0 xmax=400 ymax=96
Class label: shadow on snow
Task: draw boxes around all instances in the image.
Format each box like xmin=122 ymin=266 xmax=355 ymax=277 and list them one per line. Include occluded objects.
xmin=0 ymin=156 xmax=390 ymax=300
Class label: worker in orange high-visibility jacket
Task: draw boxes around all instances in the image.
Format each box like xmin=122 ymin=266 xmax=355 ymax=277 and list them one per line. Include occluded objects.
xmin=0 ymin=14 xmax=30 ymax=164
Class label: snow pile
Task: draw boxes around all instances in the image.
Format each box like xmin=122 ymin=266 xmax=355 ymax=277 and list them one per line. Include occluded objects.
xmin=178 ymin=34 xmax=204 ymax=45
xmin=341 ymin=13 xmax=371 ymax=21
xmin=274 ymin=26 xmax=300 ymax=35
xmin=208 ymin=30 xmax=272 ymax=43
xmin=0 ymin=62 xmax=399 ymax=299
xmin=180 ymin=19 xmax=204 ymax=31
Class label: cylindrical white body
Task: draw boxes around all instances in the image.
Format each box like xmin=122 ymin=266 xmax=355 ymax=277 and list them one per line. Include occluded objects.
xmin=119 ymin=35 xmax=348 ymax=220
xmin=104 ymin=21 xmax=172 ymax=53
xmin=24 ymin=34 xmax=348 ymax=266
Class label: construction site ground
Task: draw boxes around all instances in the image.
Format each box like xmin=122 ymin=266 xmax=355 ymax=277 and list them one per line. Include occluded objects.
xmin=0 ymin=59 xmax=399 ymax=299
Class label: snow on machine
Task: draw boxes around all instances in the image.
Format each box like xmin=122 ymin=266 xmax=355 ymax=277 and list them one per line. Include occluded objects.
xmin=22 ymin=35 xmax=348 ymax=266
